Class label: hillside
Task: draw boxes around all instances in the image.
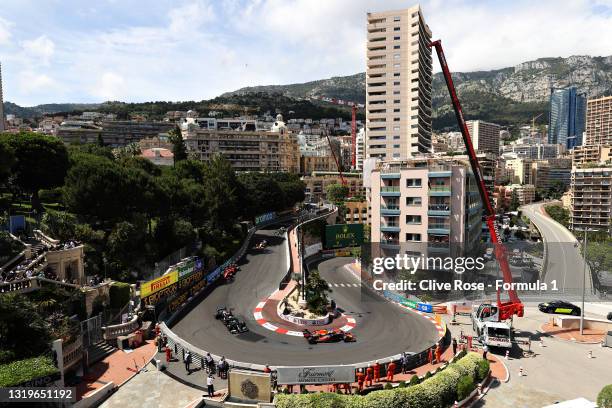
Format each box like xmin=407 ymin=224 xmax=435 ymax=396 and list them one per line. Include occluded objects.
xmin=224 ymin=55 xmax=612 ymax=130
xmin=3 ymin=102 xmax=101 ymax=118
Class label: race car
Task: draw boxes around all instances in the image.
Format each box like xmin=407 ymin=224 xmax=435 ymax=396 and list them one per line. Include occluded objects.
xmin=538 ymin=300 xmax=581 ymax=316
xmin=223 ymin=264 xmax=239 ymax=282
xmin=302 ymin=328 xmax=356 ymax=344
xmin=215 ymin=306 xmax=249 ymax=334
xmin=254 ymin=240 xmax=267 ymax=250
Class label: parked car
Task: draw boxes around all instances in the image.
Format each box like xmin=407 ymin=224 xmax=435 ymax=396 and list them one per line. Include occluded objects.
xmin=538 ymin=300 xmax=581 ymax=316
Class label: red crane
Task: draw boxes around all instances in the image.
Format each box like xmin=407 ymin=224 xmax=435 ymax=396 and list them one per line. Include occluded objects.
xmin=430 ymin=40 xmax=524 ymax=321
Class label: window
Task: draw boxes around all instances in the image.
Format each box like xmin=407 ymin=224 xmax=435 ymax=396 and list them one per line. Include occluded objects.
xmin=394 ymin=45 xmax=400 ymax=49
xmin=393 ymin=126 xmax=400 ymax=131
xmin=393 ymin=63 xmax=400 ymax=68
xmin=393 ymin=135 xmax=400 ymax=139
xmin=406 ymin=197 xmax=422 ymax=206
xmin=392 ymin=153 xmax=400 ymax=158
xmin=406 ymin=233 xmax=421 ymax=242
xmin=406 ymin=215 xmax=422 ymax=224
xmin=393 ymin=81 xmax=400 ymax=85
xmin=394 ymin=72 xmax=400 ymax=77
xmin=406 ymin=178 xmax=422 ymax=187
xmin=393 ymin=90 xmax=400 ymax=95
xmin=394 ymin=36 xmax=400 ymax=40
xmin=393 ymin=109 xmax=400 ymax=113
xmin=394 ymin=54 xmax=400 ymax=59
xmin=393 ymin=144 xmax=400 ymax=148
xmin=394 ymin=27 xmax=401 ymax=31
xmin=394 ymin=99 xmax=400 ymax=103
xmin=393 ymin=16 xmax=401 ymax=21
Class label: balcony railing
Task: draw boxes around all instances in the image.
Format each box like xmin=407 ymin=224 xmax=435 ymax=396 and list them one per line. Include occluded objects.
xmin=429 ymin=186 xmax=450 ymax=192
xmin=381 ymin=186 xmax=400 ymax=192
xmin=428 ymin=204 xmax=450 ymax=211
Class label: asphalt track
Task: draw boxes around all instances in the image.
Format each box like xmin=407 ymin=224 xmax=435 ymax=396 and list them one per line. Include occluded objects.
xmin=171 ymin=226 xmax=438 ymax=366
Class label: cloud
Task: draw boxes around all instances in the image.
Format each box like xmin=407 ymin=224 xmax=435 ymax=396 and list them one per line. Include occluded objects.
xmin=0 ymin=16 xmax=13 ymax=45
xmin=168 ymin=0 xmax=215 ymax=33
xmin=90 ymin=72 xmax=126 ymax=100
xmin=18 ymin=71 xmax=57 ymax=94
xmin=21 ymin=35 xmax=55 ymax=65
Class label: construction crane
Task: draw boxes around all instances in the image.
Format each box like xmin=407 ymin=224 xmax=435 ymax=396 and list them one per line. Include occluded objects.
xmin=322 ymin=126 xmax=347 ymax=186
xmin=429 ymin=40 xmax=524 ymax=323
xmin=309 ymin=96 xmax=364 ymax=170
xmin=531 ymin=113 xmax=543 ymax=134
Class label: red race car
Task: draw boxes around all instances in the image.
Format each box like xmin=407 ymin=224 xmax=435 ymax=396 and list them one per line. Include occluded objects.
xmin=302 ymin=329 xmax=356 ymax=344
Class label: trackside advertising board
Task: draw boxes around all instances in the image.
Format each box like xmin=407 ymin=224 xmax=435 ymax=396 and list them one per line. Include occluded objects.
xmin=276 ymin=366 xmax=355 ymax=385
xmin=324 ymin=224 xmax=364 ymax=249
xmin=140 ymin=271 xmax=178 ymax=298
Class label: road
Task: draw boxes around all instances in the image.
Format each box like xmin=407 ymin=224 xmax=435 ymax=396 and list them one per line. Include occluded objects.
xmin=522 ymin=202 xmax=591 ymax=297
xmin=171 ymin=226 xmax=438 ymax=366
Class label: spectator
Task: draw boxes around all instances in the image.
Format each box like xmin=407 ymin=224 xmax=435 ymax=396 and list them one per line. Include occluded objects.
xmin=483 ymin=344 xmax=489 ymax=361
xmin=184 ymin=350 xmax=192 ymax=374
xmin=206 ymin=374 xmax=214 ymax=397
xmin=452 ymin=338 xmax=458 ymax=355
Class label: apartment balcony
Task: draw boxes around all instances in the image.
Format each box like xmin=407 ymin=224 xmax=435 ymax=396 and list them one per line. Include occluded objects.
xmin=428 ymin=204 xmax=450 ymax=216
xmin=381 ymin=225 xmax=401 ymax=233
xmin=381 ymin=186 xmax=401 ymax=196
xmin=428 ymin=186 xmax=451 ymax=196
xmin=427 ymin=224 xmax=450 ymax=235
xmin=380 ymin=205 xmax=401 ymax=216
xmin=381 ymin=173 xmax=400 ymax=179
xmin=428 ymin=169 xmax=452 ymax=177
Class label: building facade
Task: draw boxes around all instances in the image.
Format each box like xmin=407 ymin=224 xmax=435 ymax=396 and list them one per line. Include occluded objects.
xmin=366 ymin=5 xmax=433 ymax=161
xmin=501 ymin=143 xmax=565 ymax=160
xmin=466 ymin=120 xmax=501 ymax=155
xmin=302 ymin=172 xmax=365 ymax=203
xmin=548 ymin=87 xmax=586 ymax=149
xmin=505 ymin=157 xmax=533 ymax=185
xmin=585 ymin=96 xmax=612 ymax=146
xmin=57 ymin=120 xmax=174 ymax=147
xmin=572 ymin=144 xmax=612 ymax=167
xmin=183 ymin=128 xmax=299 ymax=173
xmin=344 ymin=200 xmax=369 ymax=224
xmin=370 ymin=159 xmax=482 ymax=248
xmin=570 ymin=167 xmax=612 ymax=235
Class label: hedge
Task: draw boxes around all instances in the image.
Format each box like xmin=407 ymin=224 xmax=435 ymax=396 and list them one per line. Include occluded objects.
xmin=109 ymin=282 xmax=132 ymax=310
xmin=598 ymin=384 xmax=612 ymax=408
xmin=0 ymin=356 xmax=59 ymax=387
xmin=276 ymin=353 xmax=487 ymax=408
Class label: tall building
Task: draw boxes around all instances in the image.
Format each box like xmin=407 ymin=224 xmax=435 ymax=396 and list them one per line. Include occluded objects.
xmin=505 ymin=157 xmax=533 ymax=185
xmin=572 ymin=144 xmax=612 ymax=167
xmin=466 ymin=120 xmax=501 ymax=155
xmin=585 ymin=96 xmax=612 ymax=146
xmin=548 ymin=87 xmax=586 ymax=149
xmin=370 ymin=158 xmax=482 ymax=248
xmin=0 ymin=62 xmax=4 ymax=132
xmin=366 ymin=5 xmax=432 ymax=161
xmin=570 ymin=166 xmax=611 ymax=235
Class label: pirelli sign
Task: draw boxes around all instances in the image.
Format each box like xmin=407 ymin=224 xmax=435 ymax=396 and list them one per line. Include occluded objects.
xmin=140 ymin=271 xmax=178 ymax=298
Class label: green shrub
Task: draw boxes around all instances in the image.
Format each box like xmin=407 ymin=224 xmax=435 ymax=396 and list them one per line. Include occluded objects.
xmin=456 ymin=375 xmax=475 ymax=401
xmin=598 ymin=384 xmax=612 ymax=408
xmin=423 ymin=371 xmax=432 ymax=380
xmin=383 ymin=383 xmax=393 ymax=390
xmin=455 ymin=348 xmax=467 ymax=360
xmin=0 ymin=356 xmax=59 ymax=387
xmin=109 ymin=282 xmax=131 ymax=309
xmin=409 ymin=375 xmax=421 ymax=386
xmin=397 ymin=381 xmax=407 ymax=388
xmin=476 ymin=358 xmax=490 ymax=381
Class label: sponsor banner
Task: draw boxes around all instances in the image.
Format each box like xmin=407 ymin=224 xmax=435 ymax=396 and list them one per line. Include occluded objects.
xmin=325 ymin=224 xmax=364 ymax=249
xmin=335 ymin=250 xmax=351 ymax=257
xmin=140 ymin=271 xmax=178 ymax=298
xmin=177 ymin=259 xmax=195 ymax=279
xmin=255 ymin=211 xmax=277 ymax=226
xmin=383 ymin=290 xmax=418 ymax=309
xmin=416 ymin=302 xmax=433 ymax=313
xmin=207 ymin=267 xmax=222 ymax=283
xmin=276 ymin=366 xmax=355 ymax=385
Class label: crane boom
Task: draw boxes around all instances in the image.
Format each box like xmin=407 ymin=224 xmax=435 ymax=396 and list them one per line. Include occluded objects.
xmin=429 ymin=39 xmax=523 ymax=320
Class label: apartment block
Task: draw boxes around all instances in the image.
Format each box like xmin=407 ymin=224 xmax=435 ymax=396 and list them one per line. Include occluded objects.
xmin=57 ymin=120 xmax=174 ymax=147
xmin=302 ymin=172 xmax=365 ymax=203
xmin=549 ymin=87 xmax=586 ymax=149
xmin=494 ymin=184 xmax=536 ymax=210
xmin=572 ymin=144 xmax=612 ymax=167
xmin=366 ymin=5 xmax=433 ymax=161
xmin=585 ymin=96 xmax=612 ymax=146
xmin=466 ymin=120 xmax=501 ymax=155
xmin=505 ymin=157 xmax=533 ymax=185
xmin=530 ymin=158 xmax=572 ymax=189
xmin=183 ymin=128 xmax=299 ymax=173
xmin=370 ymin=158 xmax=482 ymax=248
xmin=344 ymin=200 xmax=368 ymax=224
xmin=570 ymin=167 xmax=612 ymax=234
xmin=501 ymin=143 xmax=565 ymax=160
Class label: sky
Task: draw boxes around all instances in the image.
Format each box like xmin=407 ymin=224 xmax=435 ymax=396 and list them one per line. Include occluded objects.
xmin=0 ymin=0 xmax=611 ymax=106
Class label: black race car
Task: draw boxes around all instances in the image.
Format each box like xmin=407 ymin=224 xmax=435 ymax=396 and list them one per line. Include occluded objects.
xmin=302 ymin=329 xmax=356 ymax=344
xmin=538 ymin=300 xmax=581 ymax=316
xmin=215 ymin=306 xmax=248 ymax=334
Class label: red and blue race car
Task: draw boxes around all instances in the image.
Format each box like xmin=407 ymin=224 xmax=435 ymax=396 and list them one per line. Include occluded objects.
xmin=302 ymin=328 xmax=356 ymax=344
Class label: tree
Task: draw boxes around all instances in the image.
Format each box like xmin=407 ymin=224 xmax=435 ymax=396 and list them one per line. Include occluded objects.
xmin=120 ymin=156 xmax=161 ymax=177
xmin=202 ymin=155 xmax=240 ymax=231
xmin=598 ymin=384 xmax=612 ymax=408
xmin=238 ymin=172 xmax=285 ymax=218
xmin=305 ymin=270 xmax=331 ymax=315
xmin=168 ymin=125 xmax=187 ymax=163
xmin=326 ymin=183 xmax=349 ymax=206
xmin=0 ymin=294 xmax=51 ymax=361
xmin=0 ymin=139 xmax=15 ymax=185
xmin=1 ymin=132 xmax=69 ymax=210
xmin=509 ymin=189 xmax=520 ymax=211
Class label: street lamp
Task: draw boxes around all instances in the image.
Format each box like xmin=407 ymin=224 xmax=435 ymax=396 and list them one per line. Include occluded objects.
xmin=579 ymin=227 xmax=598 ymax=335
